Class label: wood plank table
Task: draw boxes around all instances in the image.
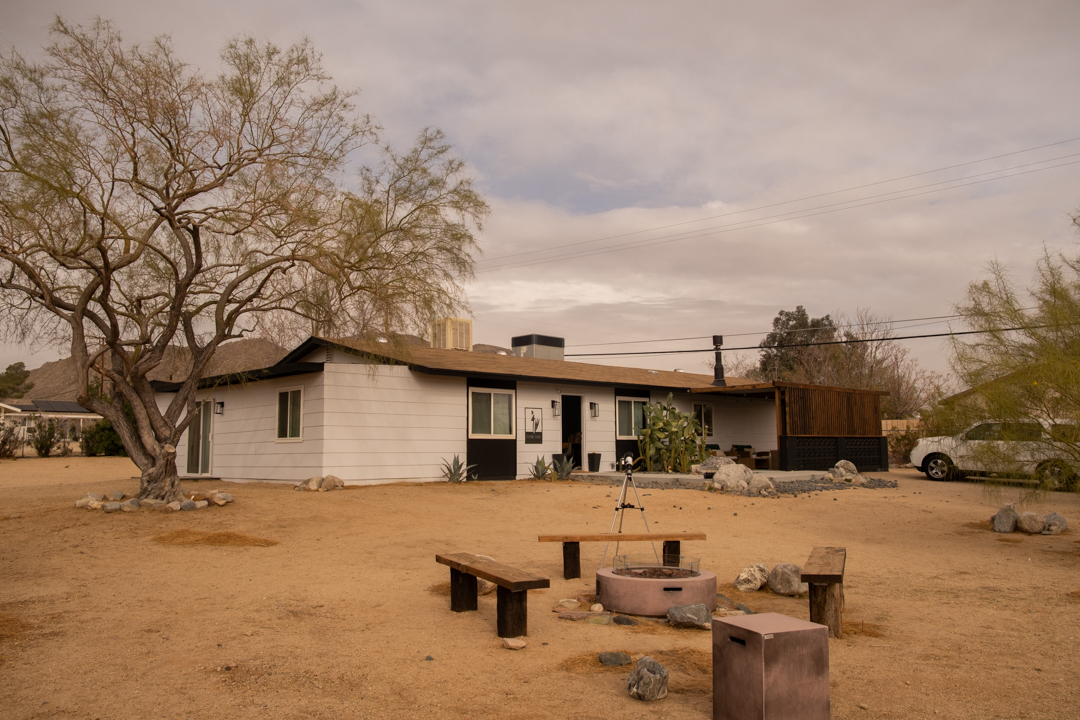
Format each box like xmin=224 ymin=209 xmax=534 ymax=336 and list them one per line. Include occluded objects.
xmin=537 ymin=531 xmax=707 ymax=580
xmin=801 ymin=546 xmax=847 ymax=638
xmin=435 ymin=552 xmax=550 ymax=638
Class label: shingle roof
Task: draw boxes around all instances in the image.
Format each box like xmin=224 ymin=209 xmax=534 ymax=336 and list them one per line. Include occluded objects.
xmin=307 ymin=336 xmax=757 ymax=391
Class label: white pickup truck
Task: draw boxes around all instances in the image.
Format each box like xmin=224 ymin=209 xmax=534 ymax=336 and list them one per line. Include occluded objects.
xmin=910 ymin=420 xmax=1078 ymax=487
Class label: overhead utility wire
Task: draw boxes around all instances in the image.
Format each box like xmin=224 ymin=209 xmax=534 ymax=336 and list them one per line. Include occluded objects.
xmin=478 ymin=136 xmax=1080 ymax=265
xmin=564 ymin=325 xmax=1055 ymax=358
xmin=479 ymin=156 xmax=1080 ymax=273
xmin=565 ymin=312 xmax=967 ymax=347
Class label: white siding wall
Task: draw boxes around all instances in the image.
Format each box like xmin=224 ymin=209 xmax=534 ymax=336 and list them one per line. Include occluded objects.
xmin=582 ymin=386 xmax=617 ymax=471
xmin=712 ymin=395 xmax=777 ymax=452
xmin=320 ymin=365 xmax=466 ymax=482
xmin=171 ymin=374 xmax=326 ymax=481
xmin=516 ymin=381 xmax=563 ymax=476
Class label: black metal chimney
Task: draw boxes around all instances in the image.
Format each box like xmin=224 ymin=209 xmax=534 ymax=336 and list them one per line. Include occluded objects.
xmin=712 ymin=335 xmax=726 ymax=386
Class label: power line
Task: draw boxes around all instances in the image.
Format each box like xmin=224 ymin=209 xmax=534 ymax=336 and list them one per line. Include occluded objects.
xmin=479 ymin=155 xmax=1080 ymax=273
xmin=565 ymin=312 xmax=967 ymax=348
xmin=478 ymin=136 xmax=1080 ymax=266
xmin=564 ymin=325 xmax=1053 ymax=358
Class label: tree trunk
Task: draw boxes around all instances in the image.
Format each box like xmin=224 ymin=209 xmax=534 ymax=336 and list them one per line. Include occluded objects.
xmin=138 ymin=445 xmax=184 ymax=502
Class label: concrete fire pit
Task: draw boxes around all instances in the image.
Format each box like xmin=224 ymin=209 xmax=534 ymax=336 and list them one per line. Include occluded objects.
xmin=596 ymin=557 xmax=717 ymax=617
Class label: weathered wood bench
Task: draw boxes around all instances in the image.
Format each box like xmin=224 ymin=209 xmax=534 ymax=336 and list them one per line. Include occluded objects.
xmin=537 ymin=532 xmax=707 ymax=580
xmin=801 ymin=546 xmax=846 ymax=639
xmin=435 ymin=553 xmax=550 ymax=638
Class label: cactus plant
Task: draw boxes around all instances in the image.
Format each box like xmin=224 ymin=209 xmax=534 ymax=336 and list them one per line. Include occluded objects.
xmin=637 ymin=394 xmax=706 ymax=473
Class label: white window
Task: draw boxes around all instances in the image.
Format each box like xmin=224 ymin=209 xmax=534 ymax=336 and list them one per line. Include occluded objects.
xmin=616 ymin=398 xmax=647 ymax=439
xmin=277 ymin=388 xmax=303 ymax=440
xmin=693 ymin=403 xmax=714 ymax=437
xmin=469 ymin=388 xmax=515 ymax=438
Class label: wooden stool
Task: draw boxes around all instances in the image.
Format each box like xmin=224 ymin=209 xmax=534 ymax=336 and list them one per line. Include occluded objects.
xmin=801 ymin=546 xmax=846 ymax=639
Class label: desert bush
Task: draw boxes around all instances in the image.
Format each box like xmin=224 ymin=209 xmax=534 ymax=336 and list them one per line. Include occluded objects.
xmin=80 ymin=419 xmax=127 ymax=457
xmin=0 ymin=423 xmax=19 ymax=458
xmin=30 ymin=417 xmax=61 ymax=457
xmin=887 ymin=428 xmax=922 ymax=465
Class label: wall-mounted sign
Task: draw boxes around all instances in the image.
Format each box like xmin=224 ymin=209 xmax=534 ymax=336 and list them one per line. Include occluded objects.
xmin=525 ymin=407 xmax=543 ymax=444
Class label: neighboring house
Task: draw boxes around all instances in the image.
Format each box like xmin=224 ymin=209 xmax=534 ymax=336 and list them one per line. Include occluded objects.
xmin=0 ymin=399 xmax=101 ymax=447
xmin=152 ymin=334 xmax=889 ymax=484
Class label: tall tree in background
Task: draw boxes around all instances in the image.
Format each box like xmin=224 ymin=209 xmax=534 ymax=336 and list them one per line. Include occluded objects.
xmin=0 ymin=20 xmax=487 ymax=500
xmin=0 ymin=362 xmax=33 ymax=398
xmin=757 ymin=306 xmax=945 ymax=418
xmin=757 ymin=306 xmax=838 ymax=383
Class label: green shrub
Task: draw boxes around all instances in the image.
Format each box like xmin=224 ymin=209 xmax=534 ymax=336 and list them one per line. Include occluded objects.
xmin=0 ymin=423 xmax=19 ymax=458
xmin=887 ymin=428 xmax=922 ymax=465
xmin=30 ymin=417 xmax=61 ymax=457
xmin=80 ymin=419 xmax=127 ymax=457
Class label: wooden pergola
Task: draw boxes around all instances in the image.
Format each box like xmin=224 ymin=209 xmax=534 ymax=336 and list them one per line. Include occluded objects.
xmin=692 ymin=381 xmax=890 ymax=472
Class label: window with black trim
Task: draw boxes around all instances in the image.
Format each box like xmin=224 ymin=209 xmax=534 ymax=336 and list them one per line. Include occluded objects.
xmin=469 ymin=388 xmax=515 ymax=438
xmin=277 ymin=388 xmax=303 ymax=440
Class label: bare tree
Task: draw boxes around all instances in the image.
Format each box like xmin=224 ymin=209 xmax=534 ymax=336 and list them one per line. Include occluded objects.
xmin=0 ymin=20 xmax=488 ymax=500
xmin=754 ymin=306 xmax=946 ymax=417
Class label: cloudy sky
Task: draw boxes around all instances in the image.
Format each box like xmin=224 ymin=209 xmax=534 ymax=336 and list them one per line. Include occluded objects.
xmin=3 ymin=0 xmax=1080 ymax=380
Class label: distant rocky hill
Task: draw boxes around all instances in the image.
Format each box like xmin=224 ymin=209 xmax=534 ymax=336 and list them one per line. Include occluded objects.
xmin=21 ymin=334 xmax=512 ymax=402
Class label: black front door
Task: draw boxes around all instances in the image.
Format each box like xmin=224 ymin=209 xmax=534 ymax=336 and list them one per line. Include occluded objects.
xmin=561 ymin=395 xmax=582 ymax=468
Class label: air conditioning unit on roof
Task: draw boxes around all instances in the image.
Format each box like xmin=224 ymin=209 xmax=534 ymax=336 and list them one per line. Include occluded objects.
xmin=430 ymin=318 xmax=473 ymax=351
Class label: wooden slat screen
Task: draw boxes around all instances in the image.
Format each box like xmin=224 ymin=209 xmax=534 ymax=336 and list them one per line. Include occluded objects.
xmin=783 ymin=387 xmax=882 ymax=437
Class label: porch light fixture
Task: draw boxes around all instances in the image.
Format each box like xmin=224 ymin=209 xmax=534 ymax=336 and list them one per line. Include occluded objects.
xmin=590 ymin=402 xmax=600 ymax=418
xmin=214 ymin=401 xmax=224 ymax=415
xmin=551 ymin=399 xmax=560 ymax=417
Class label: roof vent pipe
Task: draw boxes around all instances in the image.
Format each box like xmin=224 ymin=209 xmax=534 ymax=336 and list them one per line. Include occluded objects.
xmin=712 ymin=335 xmax=726 ymax=387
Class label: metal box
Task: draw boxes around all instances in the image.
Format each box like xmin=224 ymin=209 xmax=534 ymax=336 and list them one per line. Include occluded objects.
xmin=712 ymin=613 xmax=830 ymax=720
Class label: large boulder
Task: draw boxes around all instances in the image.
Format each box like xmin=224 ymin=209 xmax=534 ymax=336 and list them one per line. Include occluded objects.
xmin=1017 ymin=512 xmax=1046 ymax=534
xmin=1043 ymin=512 xmax=1068 ymax=534
xmin=748 ymin=476 xmax=775 ymax=496
xmin=667 ymin=603 xmax=712 ymax=629
xmin=694 ymin=455 xmax=737 ymax=474
xmin=711 ymin=464 xmax=753 ymax=493
xmin=627 ymin=657 xmax=669 ymax=701
xmin=992 ymin=504 xmax=1019 ymax=533
xmin=825 ymin=459 xmax=865 ymax=483
xmin=836 ymin=459 xmax=858 ymax=475
xmin=767 ymin=563 xmax=807 ymax=596
xmin=734 ymin=564 xmax=769 ymax=592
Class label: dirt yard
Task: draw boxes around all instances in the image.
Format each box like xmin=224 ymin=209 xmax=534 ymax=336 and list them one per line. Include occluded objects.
xmin=1 ymin=458 xmax=1078 ymax=719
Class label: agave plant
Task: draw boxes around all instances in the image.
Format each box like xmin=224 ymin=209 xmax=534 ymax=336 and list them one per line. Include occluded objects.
xmin=528 ymin=456 xmax=551 ymax=480
xmin=440 ymin=454 xmax=477 ymax=483
xmin=551 ymin=454 xmax=575 ymax=480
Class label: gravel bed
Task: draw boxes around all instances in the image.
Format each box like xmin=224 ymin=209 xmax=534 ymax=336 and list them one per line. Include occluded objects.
xmin=571 ymin=474 xmax=898 ymax=494
xmin=773 ymin=476 xmax=898 ymax=495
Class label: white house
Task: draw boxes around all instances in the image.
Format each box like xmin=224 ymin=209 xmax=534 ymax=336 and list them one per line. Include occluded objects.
xmin=154 ymin=334 xmax=888 ymax=484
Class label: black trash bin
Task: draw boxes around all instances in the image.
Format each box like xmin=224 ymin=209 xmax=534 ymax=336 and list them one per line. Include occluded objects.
xmin=587 ymin=452 xmax=602 ymax=472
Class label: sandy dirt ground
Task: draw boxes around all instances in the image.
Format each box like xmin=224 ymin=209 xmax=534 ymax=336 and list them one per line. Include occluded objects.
xmin=1 ymin=457 xmax=1078 ymax=720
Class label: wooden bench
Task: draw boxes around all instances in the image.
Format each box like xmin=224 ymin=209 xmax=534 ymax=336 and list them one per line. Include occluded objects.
xmin=537 ymin=532 xmax=707 ymax=580
xmin=435 ymin=553 xmax=550 ymax=638
xmin=801 ymin=546 xmax=846 ymax=639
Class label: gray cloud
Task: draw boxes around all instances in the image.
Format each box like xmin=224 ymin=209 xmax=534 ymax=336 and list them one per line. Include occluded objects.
xmin=3 ymin=0 xmax=1079 ymax=380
